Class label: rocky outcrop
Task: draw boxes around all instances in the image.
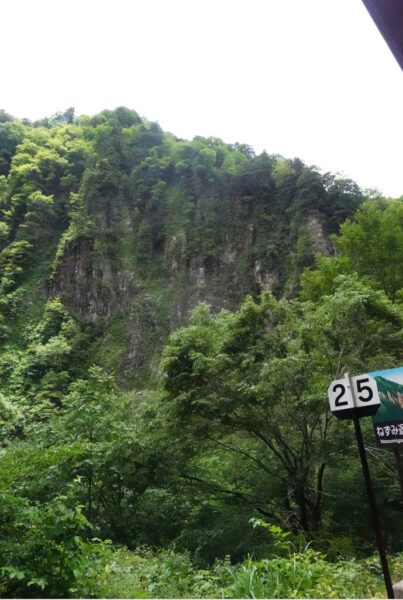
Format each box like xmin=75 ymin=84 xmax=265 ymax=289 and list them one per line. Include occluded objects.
xmin=51 ymin=237 xmax=137 ymax=320
xmin=253 ymin=261 xmax=279 ymax=292
xmin=306 ymin=214 xmax=335 ymax=256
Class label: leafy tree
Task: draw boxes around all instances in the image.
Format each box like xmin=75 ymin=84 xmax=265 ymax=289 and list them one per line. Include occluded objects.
xmin=63 ymin=107 xmax=75 ymax=124
xmin=321 ymin=174 xmax=363 ymax=233
xmin=159 ymin=280 xmax=402 ymax=533
xmin=0 ymin=120 xmax=26 ymax=176
xmin=50 ymin=107 xmax=75 ymax=125
xmin=335 ymin=199 xmax=403 ymax=302
xmin=0 ymin=240 xmax=33 ymax=286
xmin=300 ymin=253 xmax=348 ymax=302
xmin=51 ymin=366 xmax=145 ymax=543
xmin=17 ymin=191 xmax=55 ymax=242
xmin=31 ymin=298 xmax=69 ymax=343
xmin=0 ymin=393 xmax=23 ymax=445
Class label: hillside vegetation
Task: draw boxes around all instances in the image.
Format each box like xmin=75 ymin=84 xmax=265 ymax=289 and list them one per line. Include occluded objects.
xmin=0 ymin=107 xmax=402 ymax=598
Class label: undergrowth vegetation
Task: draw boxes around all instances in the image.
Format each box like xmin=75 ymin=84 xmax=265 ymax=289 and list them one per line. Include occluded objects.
xmin=3 ymin=521 xmax=401 ymax=598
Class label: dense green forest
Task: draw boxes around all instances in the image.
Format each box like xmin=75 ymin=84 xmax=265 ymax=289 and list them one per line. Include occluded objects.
xmin=0 ymin=106 xmax=403 ymax=598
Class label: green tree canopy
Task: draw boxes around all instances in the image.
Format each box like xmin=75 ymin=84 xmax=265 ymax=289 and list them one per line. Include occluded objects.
xmin=159 ymin=279 xmax=403 ymax=532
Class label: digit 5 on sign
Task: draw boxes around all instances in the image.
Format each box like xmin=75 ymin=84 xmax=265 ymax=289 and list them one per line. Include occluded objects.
xmin=351 ymin=375 xmax=380 ymax=414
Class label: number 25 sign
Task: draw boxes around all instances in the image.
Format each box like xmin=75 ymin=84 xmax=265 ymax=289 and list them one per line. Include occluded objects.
xmin=328 ymin=373 xmax=380 ymax=419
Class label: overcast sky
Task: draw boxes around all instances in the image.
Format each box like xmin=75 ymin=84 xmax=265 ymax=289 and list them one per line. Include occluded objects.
xmin=2 ymin=0 xmax=402 ymax=196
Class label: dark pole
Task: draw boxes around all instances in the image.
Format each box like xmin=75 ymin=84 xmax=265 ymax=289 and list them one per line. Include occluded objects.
xmin=353 ymin=415 xmax=394 ymax=599
xmin=393 ymin=447 xmax=403 ymax=500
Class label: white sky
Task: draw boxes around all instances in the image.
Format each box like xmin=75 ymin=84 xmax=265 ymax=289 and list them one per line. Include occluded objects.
xmin=1 ymin=0 xmax=402 ymax=197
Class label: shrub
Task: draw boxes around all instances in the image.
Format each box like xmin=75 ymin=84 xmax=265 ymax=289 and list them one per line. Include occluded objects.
xmin=0 ymin=483 xmax=113 ymax=598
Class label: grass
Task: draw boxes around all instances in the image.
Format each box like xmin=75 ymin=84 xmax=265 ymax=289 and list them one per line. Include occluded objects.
xmin=80 ymin=544 xmax=403 ymax=599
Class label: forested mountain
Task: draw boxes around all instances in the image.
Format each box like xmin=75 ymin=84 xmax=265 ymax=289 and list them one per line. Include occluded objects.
xmin=0 ymin=107 xmax=362 ymax=394
xmin=1 ymin=107 xmax=403 ymax=598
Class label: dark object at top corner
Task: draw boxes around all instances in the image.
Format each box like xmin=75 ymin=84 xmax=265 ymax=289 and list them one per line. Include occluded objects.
xmin=361 ymin=0 xmax=403 ymax=70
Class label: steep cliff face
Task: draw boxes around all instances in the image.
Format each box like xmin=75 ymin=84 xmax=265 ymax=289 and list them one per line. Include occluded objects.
xmin=0 ymin=108 xmax=363 ymax=390
xmin=51 ymin=221 xmax=264 ymax=384
xmin=52 ymin=237 xmax=138 ymax=319
xmin=49 ymin=202 xmax=338 ymax=385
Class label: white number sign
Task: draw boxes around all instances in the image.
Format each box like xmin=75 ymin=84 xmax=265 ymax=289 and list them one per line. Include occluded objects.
xmin=328 ymin=373 xmax=380 ymax=419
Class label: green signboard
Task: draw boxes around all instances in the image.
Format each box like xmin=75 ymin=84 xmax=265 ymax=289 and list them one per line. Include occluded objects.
xmin=369 ymin=367 xmax=403 ymax=446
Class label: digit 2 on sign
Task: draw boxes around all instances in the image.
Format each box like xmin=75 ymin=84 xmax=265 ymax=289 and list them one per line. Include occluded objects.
xmin=334 ymin=383 xmax=348 ymax=407
xmin=328 ymin=377 xmax=354 ymax=419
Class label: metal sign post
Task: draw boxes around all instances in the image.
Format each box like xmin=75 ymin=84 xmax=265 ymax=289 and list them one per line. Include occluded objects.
xmin=344 ymin=373 xmax=394 ymax=599
xmin=352 ymin=415 xmax=394 ymax=599
xmin=328 ymin=372 xmax=394 ymax=599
